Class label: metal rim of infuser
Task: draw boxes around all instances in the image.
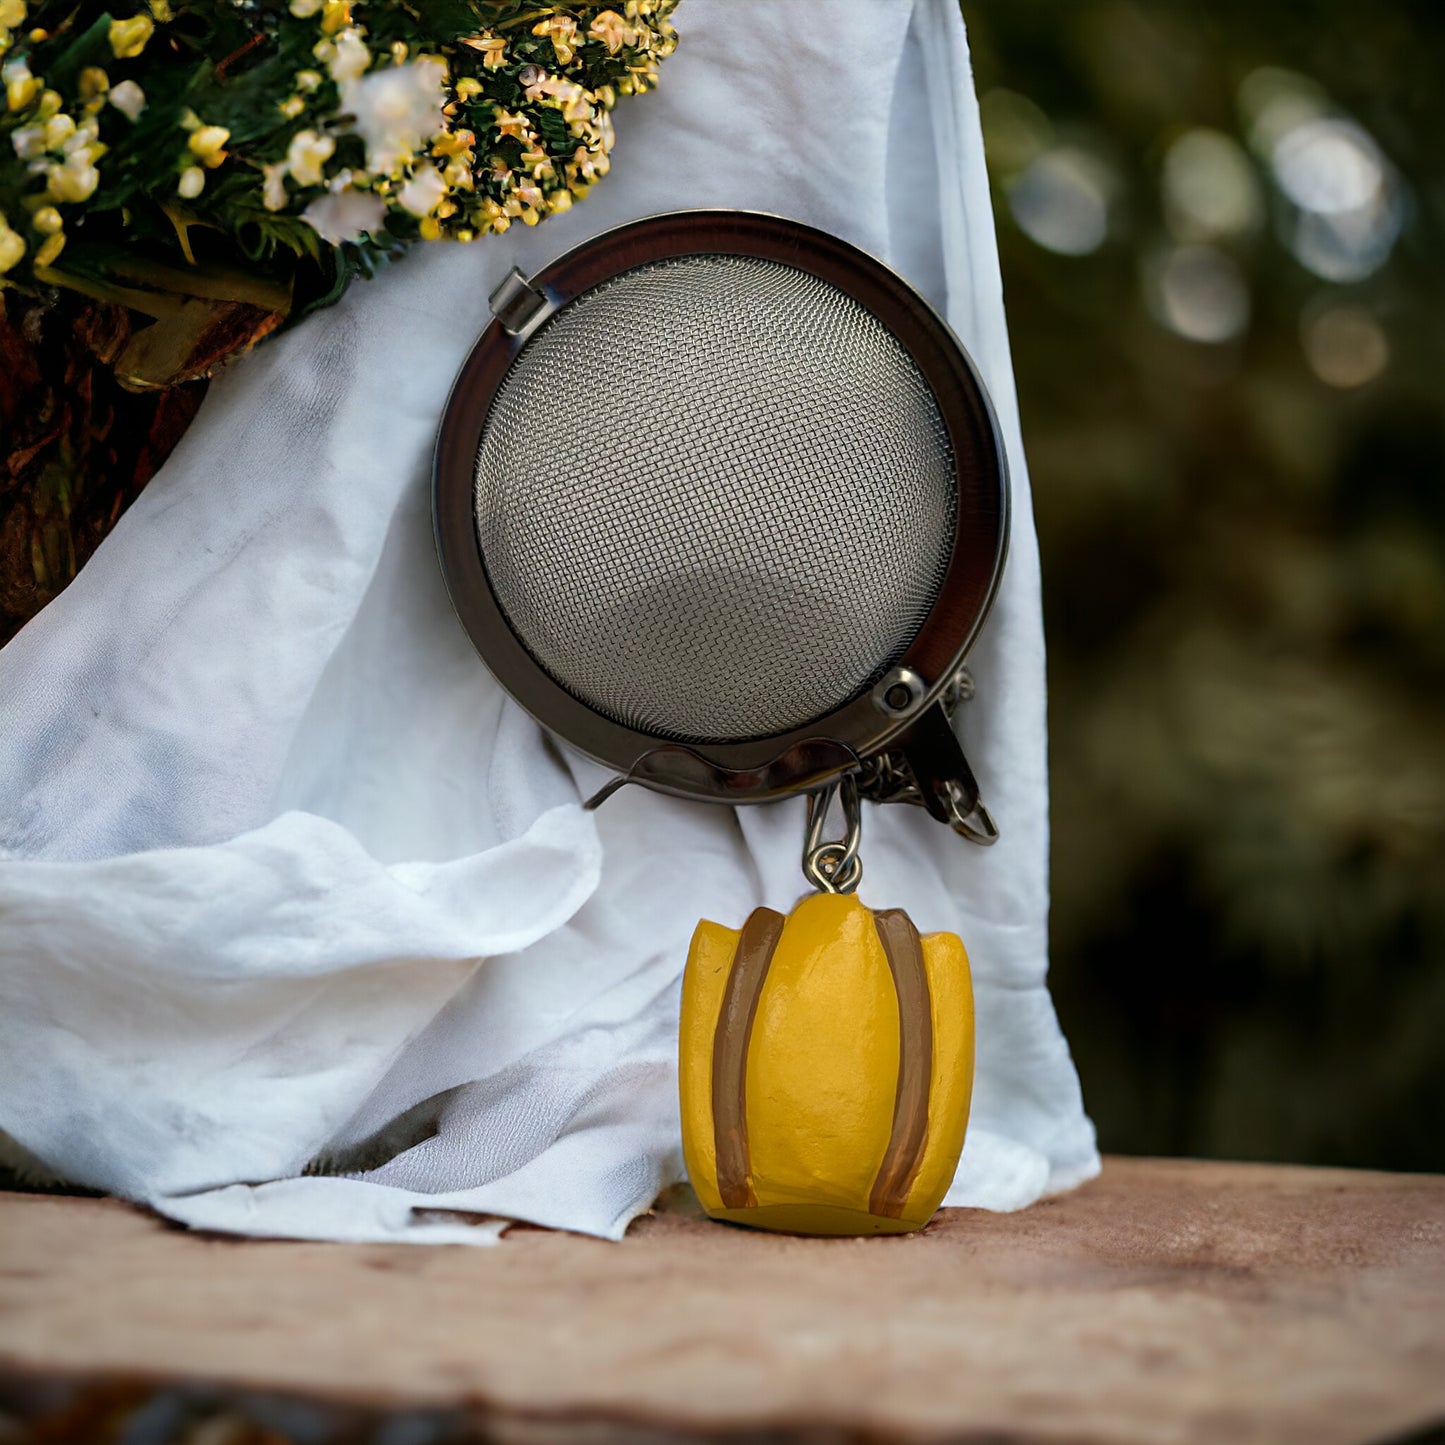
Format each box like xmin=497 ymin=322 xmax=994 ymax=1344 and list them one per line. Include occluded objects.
xmin=434 ymin=210 xmax=1010 ymax=806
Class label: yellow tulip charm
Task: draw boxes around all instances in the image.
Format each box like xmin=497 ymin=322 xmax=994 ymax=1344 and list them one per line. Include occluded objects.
xmin=679 ymin=889 xmax=975 ymax=1236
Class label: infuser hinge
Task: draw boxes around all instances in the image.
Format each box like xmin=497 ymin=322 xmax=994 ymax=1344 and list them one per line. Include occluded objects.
xmin=857 ymin=668 xmax=999 ymax=846
xmin=489 ymin=267 xmax=552 ymax=335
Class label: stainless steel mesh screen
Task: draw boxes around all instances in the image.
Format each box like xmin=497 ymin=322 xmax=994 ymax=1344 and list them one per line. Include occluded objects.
xmin=473 ymin=253 xmax=957 ymax=743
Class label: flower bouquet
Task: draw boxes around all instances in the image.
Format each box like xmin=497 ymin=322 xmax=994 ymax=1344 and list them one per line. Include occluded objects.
xmin=0 ymin=0 xmax=678 ymax=639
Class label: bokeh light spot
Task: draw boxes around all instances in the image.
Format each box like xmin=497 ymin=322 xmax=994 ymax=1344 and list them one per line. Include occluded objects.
xmin=1008 ymin=146 xmax=1115 ymax=256
xmin=1239 ymin=67 xmax=1331 ymax=156
xmin=1163 ymin=128 xmax=1263 ymax=241
xmin=980 ymin=88 xmax=1054 ymax=175
xmin=1273 ymin=118 xmax=1387 ymax=216
xmin=1301 ymin=304 xmax=1390 ymax=388
xmin=1238 ymin=69 xmax=1404 ymax=283
xmin=1147 ymin=244 xmax=1251 ymax=344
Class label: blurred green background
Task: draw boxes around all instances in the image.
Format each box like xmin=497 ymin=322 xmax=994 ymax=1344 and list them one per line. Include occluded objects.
xmin=961 ymin=0 xmax=1444 ymax=1172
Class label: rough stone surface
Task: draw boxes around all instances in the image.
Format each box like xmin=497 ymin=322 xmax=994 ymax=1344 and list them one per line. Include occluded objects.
xmin=1 ymin=1158 xmax=1443 ymax=1443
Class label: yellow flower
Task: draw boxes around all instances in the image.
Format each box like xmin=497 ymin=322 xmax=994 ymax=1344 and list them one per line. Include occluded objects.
xmin=31 ymin=205 xmax=61 ymax=234
xmin=78 ymin=67 xmax=109 ymax=99
xmin=455 ymin=76 xmax=482 ymax=100
xmin=4 ymin=58 xmax=39 ymax=112
xmin=295 ymin=69 xmax=322 ymax=91
xmin=34 ymin=229 xmax=63 ymax=266
xmin=461 ymin=35 xmax=506 ymax=69
xmin=286 ymin=128 xmax=334 ymax=186
xmin=319 ymin=0 xmax=350 ymax=36
xmin=588 ymin=11 xmax=632 ymax=55
xmin=0 ymin=0 xmax=25 ymax=29
xmin=279 ymin=95 xmax=304 ymax=119
xmin=43 ymin=112 xmax=75 ymax=148
xmin=431 ymin=129 xmax=473 ymax=160
xmin=46 ymin=155 xmax=100 ymax=203
xmin=418 ymin=215 xmax=440 ymax=241
xmin=0 ymin=211 xmax=25 ymax=273
xmin=187 ymin=123 xmax=229 ymax=167
xmin=493 ymin=108 xmax=527 ymax=141
xmin=520 ymin=144 xmax=551 ymax=177
xmin=532 ymin=15 xmax=578 ymax=65
xmin=177 ymin=165 xmax=204 ymax=199
xmin=150 ymin=0 xmax=172 ymax=21
xmin=546 ymin=188 xmax=572 ymax=213
xmin=471 ymin=197 xmax=509 ymax=234
xmin=108 ymin=14 xmax=153 ymax=60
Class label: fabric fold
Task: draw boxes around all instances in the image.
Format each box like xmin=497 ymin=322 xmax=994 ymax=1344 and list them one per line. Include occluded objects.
xmin=0 ymin=0 xmax=1097 ymax=1242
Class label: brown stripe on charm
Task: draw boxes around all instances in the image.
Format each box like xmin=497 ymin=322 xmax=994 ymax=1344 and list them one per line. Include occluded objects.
xmin=712 ymin=906 xmax=786 ymax=1210
xmin=869 ymin=909 xmax=935 ymax=1219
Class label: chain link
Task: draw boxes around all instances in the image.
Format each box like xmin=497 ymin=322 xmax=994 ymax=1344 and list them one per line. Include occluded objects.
xmin=802 ymin=773 xmax=864 ymax=894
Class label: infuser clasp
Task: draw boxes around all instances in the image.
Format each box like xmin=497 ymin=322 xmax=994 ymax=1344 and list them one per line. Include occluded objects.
xmin=802 ymin=773 xmax=863 ymax=894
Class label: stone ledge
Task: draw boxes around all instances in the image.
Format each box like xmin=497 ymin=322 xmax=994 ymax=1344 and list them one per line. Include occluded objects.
xmin=2 ymin=1157 xmax=1443 ymax=1444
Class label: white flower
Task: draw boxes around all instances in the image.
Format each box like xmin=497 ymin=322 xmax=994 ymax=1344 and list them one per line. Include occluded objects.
xmin=396 ymin=165 xmax=445 ymax=217
xmin=177 ymin=165 xmax=205 ymax=199
xmin=343 ymin=57 xmax=445 ymax=175
xmin=108 ymin=79 xmax=145 ymax=120
xmin=286 ymin=127 xmax=334 ymax=186
xmin=46 ymin=150 xmax=100 ymax=202
xmin=11 ymin=123 xmax=45 ymax=160
xmin=328 ymin=27 xmax=369 ymax=85
xmin=261 ymin=160 xmax=288 ymax=211
xmin=302 ymin=186 xmax=384 ymax=243
xmin=289 ymin=0 xmax=322 ymax=16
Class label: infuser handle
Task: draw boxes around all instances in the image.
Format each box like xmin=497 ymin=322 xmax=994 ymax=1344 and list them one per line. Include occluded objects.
xmin=855 ymin=692 xmax=999 ymax=847
xmin=899 ymin=702 xmax=999 ymax=846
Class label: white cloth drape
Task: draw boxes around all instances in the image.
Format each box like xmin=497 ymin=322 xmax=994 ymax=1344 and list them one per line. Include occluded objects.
xmin=0 ymin=0 xmax=1098 ymax=1243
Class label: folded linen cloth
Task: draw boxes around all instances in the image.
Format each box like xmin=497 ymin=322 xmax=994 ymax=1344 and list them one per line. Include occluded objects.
xmin=0 ymin=0 xmax=1099 ymax=1242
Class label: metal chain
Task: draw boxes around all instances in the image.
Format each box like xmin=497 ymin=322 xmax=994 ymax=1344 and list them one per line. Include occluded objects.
xmin=802 ymin=773 xmax=863 ymax=894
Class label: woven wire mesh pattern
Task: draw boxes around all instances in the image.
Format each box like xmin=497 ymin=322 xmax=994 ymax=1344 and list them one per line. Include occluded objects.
xmin=474 ymin=254 xmax=957 ymax=743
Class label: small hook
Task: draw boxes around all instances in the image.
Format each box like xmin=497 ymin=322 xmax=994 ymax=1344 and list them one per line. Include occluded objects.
xmin=802 ymin=774 xmax=863 ymax=894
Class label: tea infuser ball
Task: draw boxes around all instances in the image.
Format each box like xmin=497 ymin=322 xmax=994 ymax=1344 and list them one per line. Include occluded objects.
xmin=434 ymin=210 xmax=1009 ymax=1234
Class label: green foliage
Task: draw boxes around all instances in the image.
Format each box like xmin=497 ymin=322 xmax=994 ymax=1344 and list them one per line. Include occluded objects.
xmin=0 ymin=0 xmax=678 ymax=384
